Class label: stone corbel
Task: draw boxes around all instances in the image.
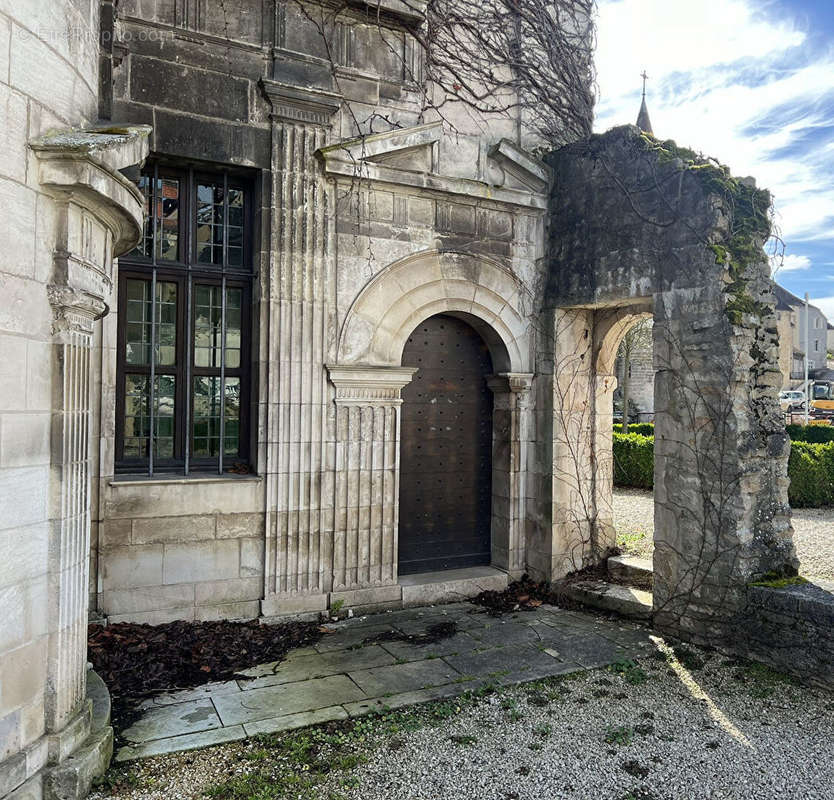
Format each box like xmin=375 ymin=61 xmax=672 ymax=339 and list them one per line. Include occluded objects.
xmin=31 ymin=124 xmax=150 ymax=331
xmin=31 ymin=125 xmax=150 ymax=257
xmin=326 ymin=364 xmax=418 ymax=404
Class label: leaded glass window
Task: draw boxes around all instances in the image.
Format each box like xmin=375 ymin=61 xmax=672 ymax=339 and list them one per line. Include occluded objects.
xmin=116 ymin=162 xmax=253 ymax=476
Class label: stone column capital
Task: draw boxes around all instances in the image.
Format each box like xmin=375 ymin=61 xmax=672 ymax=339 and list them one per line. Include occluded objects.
xmin=488 ymin=372 xmax=534 ymax=394
xmin=47 ymin=285 xmax=108 ymax=338
xmin=326 ymin=364 xmax=418 ymax=405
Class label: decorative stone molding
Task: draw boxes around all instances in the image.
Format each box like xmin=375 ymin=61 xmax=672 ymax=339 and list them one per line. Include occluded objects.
xmin=327 ymin=364 xmax=418 ymax=404
xmin=261 ymin=79 xmax=342 ymax=126
xmin=337 ymin=249 xmax=532 ymax=372
xmin=347 ymin=0 xmax=427 ymax=24
xmin=47 ymin=286 xmax=109 ymax=338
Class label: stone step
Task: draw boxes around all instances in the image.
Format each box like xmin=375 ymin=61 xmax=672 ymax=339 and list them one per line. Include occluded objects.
xmin=563 ymin=580 xmax=653 ymax=620
xmin=607 ymin=555 xmax=653 ymax=585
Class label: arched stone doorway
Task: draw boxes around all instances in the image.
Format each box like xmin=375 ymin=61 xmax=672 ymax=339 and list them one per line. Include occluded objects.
xmin=326 ymin=249 xmax=534 ymax=593
xmin=398 ymin=314 xmax=494 ymax=574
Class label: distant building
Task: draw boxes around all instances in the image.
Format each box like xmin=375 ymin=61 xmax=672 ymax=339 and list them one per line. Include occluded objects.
xmin=773 ymin=284 xmax=831 ymax=387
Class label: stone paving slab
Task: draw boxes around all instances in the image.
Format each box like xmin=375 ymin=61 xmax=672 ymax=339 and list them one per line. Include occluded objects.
xmin=442 ymin=641 xmax=572 ymax=680
xmin=348 ymin=658 xmax=460 ymax=697
xmin=121 ymin=699 xmax=222 ymax=743
xmin=138 ymin=680 xmax=242 ymax=709
xmin=242 ymin=705 xmax=349 ymax=737
xmin=115 ymin=725 xmax=246 ymax=762
xmin=211 ymin=674 xmax=365 ymax=726
xmin=237 ymin=644 xmax=396 ymax=690
xmin=466 ymin=620 xmax=544 ymax=647
xmin=114 ymin=600 xmax=659 ymax=762
xmin=312 ymin=623 xmax=399 ymax=653
xmin=342 ymin=679 xmax=488 ymax=717
xmin=376 ymin=630 xmax=480 ymax=660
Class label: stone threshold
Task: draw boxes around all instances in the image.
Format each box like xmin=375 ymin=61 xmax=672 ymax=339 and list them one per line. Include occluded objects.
xmin=319 ymin=566 xmax=510 ymax=617
xmin=399 ymin=565 xmax=509 ymax=606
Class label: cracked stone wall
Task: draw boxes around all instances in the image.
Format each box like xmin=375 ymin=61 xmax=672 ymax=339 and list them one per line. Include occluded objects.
xmin=545 ymin=126 xmax=798 ymax=644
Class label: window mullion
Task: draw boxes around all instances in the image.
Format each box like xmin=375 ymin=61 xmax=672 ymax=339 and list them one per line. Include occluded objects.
xmin=184 ymin=167 xmax=194 ymax=476
xmin=149 ymin=269 xmax=157 ymax=477
xmin=148 ymin=164 xmax=159 ymax=478
xmin=218 ymin=172 xmax=229 ymax=475
xmin=219 ymin=274 xmax=227 ymax=475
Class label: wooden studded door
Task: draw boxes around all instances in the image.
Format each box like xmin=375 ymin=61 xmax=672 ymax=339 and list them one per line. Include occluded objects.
xmin=398 ymin=314 xmax=494 ymax=575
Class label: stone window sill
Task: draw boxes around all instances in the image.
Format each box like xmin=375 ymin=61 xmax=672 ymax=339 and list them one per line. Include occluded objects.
xmin=109 ymin=473 xmax=262 ymax=487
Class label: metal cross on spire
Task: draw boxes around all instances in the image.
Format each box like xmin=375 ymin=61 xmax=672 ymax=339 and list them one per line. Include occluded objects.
xmin=636 ymin=70 xmax=653 ymax=135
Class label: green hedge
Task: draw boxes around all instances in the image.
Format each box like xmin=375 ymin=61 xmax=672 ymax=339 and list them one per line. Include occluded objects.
xmin=612 ymin=432 xmax=834 ymax=508
xmin=785 ymin=424 xmax=834 ymax=444
xmin=613 ymin=422 xmax=655 ymax=436
xmin=613 ymin=422 xmax=834 ymax=443
xmin=788 ymin=441 xmax=834 ymax=507
xmin=612 ymin=432 xmax=654 ymax=489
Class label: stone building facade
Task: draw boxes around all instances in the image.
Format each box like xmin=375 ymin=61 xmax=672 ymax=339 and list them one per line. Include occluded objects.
xmin=92 ymin=0 xmax=555 ymax=624
xmin=0 ymin=2 xmax=811 ymax=799
xmin=773 ymin=283 xmax=831 ymax=387
xmin=0 ymin=4 xmax=148 ymax=800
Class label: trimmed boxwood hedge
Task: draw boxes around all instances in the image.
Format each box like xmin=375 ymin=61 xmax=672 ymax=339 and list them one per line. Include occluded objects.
xmin=788 ymin=441 xmax=834 ymax=507
xmin=612 ymin=432 xmax=654 ymax=489
xmin=785 ymin=423 xmax=834 ymax=444
xmin=613 ymin=431 xmax=834 ymax=507
xmin=612 ymin=422 xmax=655 ymax=436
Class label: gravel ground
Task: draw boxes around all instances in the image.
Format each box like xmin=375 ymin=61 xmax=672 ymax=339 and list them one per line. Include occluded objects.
xmin=614 ymin=489 xmax=834 ymax=581
xmin=92 ymin=647 xmax=834 ymax=800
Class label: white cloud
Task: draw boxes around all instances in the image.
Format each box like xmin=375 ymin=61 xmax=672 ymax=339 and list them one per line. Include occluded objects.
xmin=771 ymin=253 xmax=812 ymax=274
xmin=812 ymin=295 xmax=834 ymax=322
xmin=594 ymin=0 xmax=834 ymax=249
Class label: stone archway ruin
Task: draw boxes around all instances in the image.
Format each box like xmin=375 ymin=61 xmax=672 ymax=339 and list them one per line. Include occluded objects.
xmin=543 ymin=125 xmax=798 ymax=644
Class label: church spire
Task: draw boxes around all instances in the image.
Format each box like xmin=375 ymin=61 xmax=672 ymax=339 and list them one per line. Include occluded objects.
xmin=636 ymin=70 xmax=653 ymax=135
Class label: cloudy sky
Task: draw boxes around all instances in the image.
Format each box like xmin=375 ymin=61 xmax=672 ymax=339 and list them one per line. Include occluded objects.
xmin=594 ymin=0 xmax=834 ymax=319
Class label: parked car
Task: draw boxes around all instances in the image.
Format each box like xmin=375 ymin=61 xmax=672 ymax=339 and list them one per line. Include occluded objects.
xmin=779 ymin=390 xmax=806 ymax=412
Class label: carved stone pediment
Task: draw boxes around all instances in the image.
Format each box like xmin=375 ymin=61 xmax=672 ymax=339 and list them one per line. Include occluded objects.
xmin=487 ymin=139 xmax=551 ymax=193
xmin=317 ymin=122 xmax=548 ymax=210
xmin=321 ymin=122 xmax=440 ymax=174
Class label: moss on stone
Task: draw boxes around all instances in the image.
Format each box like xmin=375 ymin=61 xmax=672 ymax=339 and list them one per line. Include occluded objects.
xmin=637 ymin=132 xmax=772 ymax=325
xmin=749 ymin=573 xmax=809 ymax=589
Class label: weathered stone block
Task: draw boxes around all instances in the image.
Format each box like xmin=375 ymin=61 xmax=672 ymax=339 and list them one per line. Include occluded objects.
xmin=100 ymin=546 xmax=163 ymax=591
xmin=100 ymin=585 xmax=195 ymax=616
xmin=162 ymin=541 xmax=240 ymax=586
xmin=130 ymin=56 xmax=249 ymax=122
xmin=216 ymin=513 xmax=265 ymax=539
xmin=132 ymin=515 xmax=216 ymax=545
xmin=195 ymin=601 xmax=259 ymax=621
xmin=194 ymin=577 xmax=262 ymax=606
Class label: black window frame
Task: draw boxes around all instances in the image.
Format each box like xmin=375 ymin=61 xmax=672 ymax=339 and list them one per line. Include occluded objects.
xmin=115 ymin=160 xmax=255 ymax=476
